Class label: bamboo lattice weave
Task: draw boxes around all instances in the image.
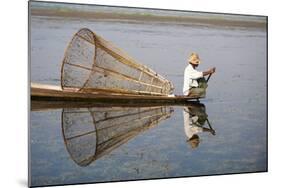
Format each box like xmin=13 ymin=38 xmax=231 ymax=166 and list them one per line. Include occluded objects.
xmin=61 ymin=28 xmax=174 ymax=95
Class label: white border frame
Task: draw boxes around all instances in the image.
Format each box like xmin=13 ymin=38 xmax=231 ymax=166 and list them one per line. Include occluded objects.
xmin=1 ymin=0 xmax=279 ymax=188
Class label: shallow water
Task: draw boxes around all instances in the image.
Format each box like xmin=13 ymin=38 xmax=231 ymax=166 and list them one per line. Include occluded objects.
xmin=30 ymin=12 xmax=267 ymax=187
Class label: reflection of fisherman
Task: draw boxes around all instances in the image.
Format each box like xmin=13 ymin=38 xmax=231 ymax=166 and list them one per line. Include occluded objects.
xmin=183 ymin=106 xmax=215 ymax=149
xmin=183 ymin=53 xmax=216 ymax=96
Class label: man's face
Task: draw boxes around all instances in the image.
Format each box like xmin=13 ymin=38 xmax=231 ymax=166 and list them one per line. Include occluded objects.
xmin=190 ymin=63 xmax=198 ymax=68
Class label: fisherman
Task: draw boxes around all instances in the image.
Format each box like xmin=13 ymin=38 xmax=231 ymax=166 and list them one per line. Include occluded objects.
xmin=183 ymin=53 xmax=216 ymax=97
xmin=183 ymin=106 xmax=215 ymax=149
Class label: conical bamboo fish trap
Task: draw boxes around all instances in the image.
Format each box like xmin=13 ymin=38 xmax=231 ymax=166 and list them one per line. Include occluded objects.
xmin=61 ymin=28 xmax=174 ymax=96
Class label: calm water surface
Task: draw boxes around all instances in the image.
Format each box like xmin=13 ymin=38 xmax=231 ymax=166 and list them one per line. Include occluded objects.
xmin=30 ymin=14 xmax=267 ymax=187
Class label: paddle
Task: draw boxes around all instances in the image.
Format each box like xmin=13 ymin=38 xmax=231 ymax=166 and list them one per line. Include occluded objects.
xmin=206 ymin=118 xmax=215 ymax=135
xmin=206 ymin=73 xmax=212 ymax=83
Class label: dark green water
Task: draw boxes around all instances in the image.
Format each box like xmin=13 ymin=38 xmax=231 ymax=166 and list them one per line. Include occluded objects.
xmin=29 ymin=6 xmax=267 ymax=187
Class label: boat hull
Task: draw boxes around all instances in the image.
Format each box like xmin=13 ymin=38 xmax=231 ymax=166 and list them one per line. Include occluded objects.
xmin=31 ymin=83 xmax=203 ymax=108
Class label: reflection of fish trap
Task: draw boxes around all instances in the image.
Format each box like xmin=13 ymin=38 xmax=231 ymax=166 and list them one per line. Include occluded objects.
xmin=62 ymin=106 xmax=173 ymax=166
xmin=61 ymin=28 xmax=174 ymax=95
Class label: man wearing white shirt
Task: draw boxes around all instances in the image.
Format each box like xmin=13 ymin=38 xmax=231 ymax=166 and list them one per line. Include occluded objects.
xmin=183 ymin=53 xmax=216 ymax=96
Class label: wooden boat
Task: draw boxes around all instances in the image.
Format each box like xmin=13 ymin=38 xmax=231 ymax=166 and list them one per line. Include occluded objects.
xmin=31 ymin=28 xmax=208 ymax=104
xmin=31 ymin=82 xmax=203 ymax=107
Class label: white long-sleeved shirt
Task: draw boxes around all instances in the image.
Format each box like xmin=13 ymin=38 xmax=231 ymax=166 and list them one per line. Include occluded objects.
xmin=183 ymin=64 xmax=203 ymax=95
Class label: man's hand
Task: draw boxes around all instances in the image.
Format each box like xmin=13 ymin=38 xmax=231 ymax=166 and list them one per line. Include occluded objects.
xmin=203 ymin=127 xmax=216 ymax=135
xmin=203 ymin=67 xmax=216 ymax=76
xmin=209 ymin=67 xmax=216 ymax=74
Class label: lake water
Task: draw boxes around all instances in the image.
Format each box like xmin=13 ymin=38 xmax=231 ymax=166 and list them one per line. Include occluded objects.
xmin=30 ymin=11 xmax=267 ymax=187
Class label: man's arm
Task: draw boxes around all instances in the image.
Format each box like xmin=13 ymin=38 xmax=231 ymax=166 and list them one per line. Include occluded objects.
xmin=202 ymin=127 xmax=216 ymax=135
xmin=203 ymin=67 xmax=216 ymax=76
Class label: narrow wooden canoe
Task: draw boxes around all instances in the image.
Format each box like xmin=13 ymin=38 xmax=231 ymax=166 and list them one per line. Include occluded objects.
xmin=31 ymin=82 xmax=203 ymax=106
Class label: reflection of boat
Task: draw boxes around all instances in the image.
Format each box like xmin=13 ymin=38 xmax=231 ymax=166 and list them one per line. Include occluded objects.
xmin=31 ymin=28 xmax=206 ymax=102
xmin=62 ymin=106 xmax=173 ymax=166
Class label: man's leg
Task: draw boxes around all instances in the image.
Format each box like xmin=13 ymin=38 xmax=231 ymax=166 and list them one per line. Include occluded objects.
xmin=188 ymin=88 xmax=206 ymax=97
xmin=197 ymin=77 xmax=208 ymax=89
xmin=188 ymin=78 xmax=208 ymax=97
